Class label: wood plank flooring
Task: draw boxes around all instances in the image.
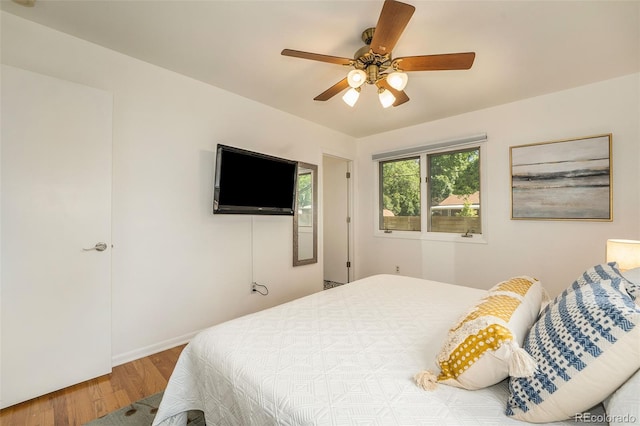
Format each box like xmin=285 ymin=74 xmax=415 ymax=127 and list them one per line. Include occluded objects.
xmin=0 ymin=344 xmax=185 ymax=426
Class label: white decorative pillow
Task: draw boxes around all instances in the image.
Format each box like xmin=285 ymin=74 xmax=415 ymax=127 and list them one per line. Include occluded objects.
xmin=604 ymin=368 xmax=640 ymax=426
xmin=434 ymin=276 xmax=543 ymax=390
xmin=506 ymin=279 xmax=640 ymax=423
xmin=603 ymin=370 xmax=640 ymax=426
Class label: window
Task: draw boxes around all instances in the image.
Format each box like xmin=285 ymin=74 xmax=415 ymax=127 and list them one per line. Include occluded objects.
xmin=379 ymin=157 xmax=421 ymax=231
xmin=375 ymin=135 xmax=485 ymax=239
xmin=427 ymin=147 xmax=481 ymax=234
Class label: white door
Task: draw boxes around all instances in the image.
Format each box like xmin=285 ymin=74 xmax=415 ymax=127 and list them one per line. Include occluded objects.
xmin=1 ymin=65 xmax=112 ymax=408
xmin=322 ymin=155 xmax=352 ymax=284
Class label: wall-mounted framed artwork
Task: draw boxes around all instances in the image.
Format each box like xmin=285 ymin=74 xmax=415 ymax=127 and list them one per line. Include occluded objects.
xmin=510 ymin=134 xmax=612 ymax=221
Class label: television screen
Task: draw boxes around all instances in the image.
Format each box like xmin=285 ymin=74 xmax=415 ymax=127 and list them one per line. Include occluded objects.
xmin=213 ymin=144 xmax=298 ymax=215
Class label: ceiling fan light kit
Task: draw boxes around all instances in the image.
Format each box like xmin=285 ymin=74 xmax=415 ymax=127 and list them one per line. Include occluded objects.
xmin=347 ymin=69 xmax=367 ymax=88
xmin=342 ymin=87 xmax=361 ymax=107
xmin=387 ymin=71 xmax=409 ymax=91
xmin=378 ymin=88 xmax=396 ymax=109
xmin=281 ymin=0 xmax=476 ymax=108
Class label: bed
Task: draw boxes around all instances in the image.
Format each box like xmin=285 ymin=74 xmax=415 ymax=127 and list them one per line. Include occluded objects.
xmin=153 ymin=272 xmax=637 ymax=425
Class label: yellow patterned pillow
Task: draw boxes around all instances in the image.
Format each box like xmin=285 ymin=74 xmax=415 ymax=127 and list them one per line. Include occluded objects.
xmin=435 ymin=276 xmax=543 ymax=390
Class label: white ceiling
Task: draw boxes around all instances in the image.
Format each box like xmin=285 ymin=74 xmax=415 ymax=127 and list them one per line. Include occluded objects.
xmin=2 ymin=0 xmax=639 ymax=138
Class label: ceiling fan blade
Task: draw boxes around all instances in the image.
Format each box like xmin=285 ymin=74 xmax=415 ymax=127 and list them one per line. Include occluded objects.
xmin=391 ymin=89 xmax=410 ymax=107
xmin=281 ymin=49 xmax=352 ymax=66
xmin=314 ymin=78 xmax=350 ymax=101
xmin=369 ymin=0 xmax=415 ymax=55
xmin=394 ymin=52 xmax=476 ymax=71
xmin=378 ymin=79 xmax=410 ymax=107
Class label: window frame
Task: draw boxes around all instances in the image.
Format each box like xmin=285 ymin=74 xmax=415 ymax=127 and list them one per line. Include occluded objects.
xmin=373 ymin=140 xmax=487 ymax=244
xmin=426 ymin=146 xmax=482 ymax=234
xmin=378 ymin=155 xmax=422 ymax=233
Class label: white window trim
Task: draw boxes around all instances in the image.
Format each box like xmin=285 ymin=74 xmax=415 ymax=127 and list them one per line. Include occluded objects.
xmin=373 ymin=135 xmax=488 ymax=244
xmin=371 ymin=133 xmax=487 ymax=161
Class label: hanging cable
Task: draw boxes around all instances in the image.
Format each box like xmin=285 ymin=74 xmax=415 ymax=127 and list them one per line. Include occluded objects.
xmin=250 ymin=216 xmax=269 ymax=296
xmin=250 ymin=215 xmax=254 ymax=284
xmin=252 ymin=282 xmax=269 ymax=296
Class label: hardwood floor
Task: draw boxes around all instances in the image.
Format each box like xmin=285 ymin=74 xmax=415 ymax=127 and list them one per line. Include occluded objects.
xmin=0 ymin=344 xmax=186 ymax=426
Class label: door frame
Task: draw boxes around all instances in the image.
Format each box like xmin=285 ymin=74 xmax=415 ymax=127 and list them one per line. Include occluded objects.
xmin=321 ymin=153 xmax=355 ymax=284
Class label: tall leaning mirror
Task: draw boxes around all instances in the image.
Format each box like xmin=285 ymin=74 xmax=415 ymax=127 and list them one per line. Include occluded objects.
xmin=293 ymin=162 xmax=318 ymax=266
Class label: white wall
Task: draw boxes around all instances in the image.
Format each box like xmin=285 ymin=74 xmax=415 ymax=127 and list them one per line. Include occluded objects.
xmin=2 ymin=9 xmax=638 ymax=368
xmin=0 ymin=12 xmax=356 ymax=364
xmin=355 ymin=73 xmax=640 ymax=297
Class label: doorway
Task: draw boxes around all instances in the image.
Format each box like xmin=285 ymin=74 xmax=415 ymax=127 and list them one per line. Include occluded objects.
xmin=1 ymin=66 xmax=113 ymax=408
xmin=322 ymin=155 xmax=353 ymax=288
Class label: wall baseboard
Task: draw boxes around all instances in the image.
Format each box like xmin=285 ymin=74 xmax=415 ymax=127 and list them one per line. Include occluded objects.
xmin=111 ymin=330 xmax=201 ymax=367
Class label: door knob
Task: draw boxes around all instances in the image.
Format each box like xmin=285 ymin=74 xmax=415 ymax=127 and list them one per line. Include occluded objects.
xmin=83 ymin=242 xmax=107 ymax=252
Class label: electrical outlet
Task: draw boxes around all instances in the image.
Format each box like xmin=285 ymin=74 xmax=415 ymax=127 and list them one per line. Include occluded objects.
xmin=395 ymin=265 xmax=400 ymax=273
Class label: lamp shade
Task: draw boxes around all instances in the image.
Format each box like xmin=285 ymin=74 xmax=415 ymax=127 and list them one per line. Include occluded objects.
xmin=342 ymin=87 xmax=360 ymax=107
xmin=378 ymin=88 xmax=396 ymax=108
xmin=347 ymin=69 xmax=366 ymax=88
xmin=606 ymin=239 xmax=640 ymax=271
xmin=387 ymin=71 xmax=408 ymax=91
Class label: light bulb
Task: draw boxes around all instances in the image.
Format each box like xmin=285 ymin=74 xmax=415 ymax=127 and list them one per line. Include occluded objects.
xmin=342 ymin=87 xmax=360 ymax=107
xmin=347 ymin=69 xmax=367 ymax=88
xmin=378 ymin=88 xmax=396 ymax=108
xmin=387 ymin=71 xmax=408 ymax=91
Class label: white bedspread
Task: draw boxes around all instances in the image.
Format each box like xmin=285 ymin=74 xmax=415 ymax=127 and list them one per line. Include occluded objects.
xmin=153 ymin=274 xmax=606 ymax=425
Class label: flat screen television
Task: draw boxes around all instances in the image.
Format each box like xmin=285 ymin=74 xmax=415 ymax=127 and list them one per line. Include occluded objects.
xmin=213 ymin=144 xmax=298 ymax=215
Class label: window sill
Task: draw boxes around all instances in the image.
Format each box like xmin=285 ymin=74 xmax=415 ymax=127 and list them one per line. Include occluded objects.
xmin=374 ymin=230 xmax=422 ymax=240
xmin=374 ymin=230 xmax=487 ymax=244
xmin=421 ymin=232 xmax=487 ymax=244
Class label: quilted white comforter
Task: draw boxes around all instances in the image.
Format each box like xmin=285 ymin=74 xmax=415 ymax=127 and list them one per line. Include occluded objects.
xmin=153 ymin=274 xmax=605 ymax=425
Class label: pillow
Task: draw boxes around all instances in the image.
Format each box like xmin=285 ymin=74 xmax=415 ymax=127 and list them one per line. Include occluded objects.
xmin=604 ymin=368 xmax=640 ymax=426
xmin=567 ymin=262 xmax=630 ymax=297
xmin=621 ymin=267 xmax=640 ymax=300
xmin=541 ymin=263 xmax=634 ymax=318
xmin=434 ymin=276 xmax=543 ymax=390
xmin=506 ymin=279 xmax=640 ymax=423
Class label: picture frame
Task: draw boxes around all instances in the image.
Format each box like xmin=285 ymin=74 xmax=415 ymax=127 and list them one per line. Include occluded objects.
xmin=510 ymin=134 xmax=612 ymax=221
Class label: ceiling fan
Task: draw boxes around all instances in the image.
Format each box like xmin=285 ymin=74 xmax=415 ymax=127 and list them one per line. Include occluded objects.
xmin=281 ymin=0 xmax=475 ymax=108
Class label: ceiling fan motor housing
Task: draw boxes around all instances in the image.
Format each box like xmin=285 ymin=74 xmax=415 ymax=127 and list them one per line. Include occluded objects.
xmin=353 ymin=29 xmax=392 ymax=85
xmin=361 ymin=27 xmax=376 ymax=45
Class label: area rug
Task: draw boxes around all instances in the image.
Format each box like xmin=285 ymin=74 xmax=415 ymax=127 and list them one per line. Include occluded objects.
xmin=323 ymin=279 xmax=345 ymax=290
xmin=85 ymin=391 xmax=205 ymax=425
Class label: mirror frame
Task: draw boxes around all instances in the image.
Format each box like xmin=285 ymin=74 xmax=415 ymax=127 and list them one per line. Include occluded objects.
xmin=293 ymin=162 xmax=318 ymax=266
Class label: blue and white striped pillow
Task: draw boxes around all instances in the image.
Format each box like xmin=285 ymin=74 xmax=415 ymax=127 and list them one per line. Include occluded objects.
xmin=506 ymin=279 xmax=640 ymax=423
xmin=541 ymin=263 xmax=634 ymax=318
xmin=567 ymin=262 xmax=630 ymax=296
